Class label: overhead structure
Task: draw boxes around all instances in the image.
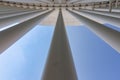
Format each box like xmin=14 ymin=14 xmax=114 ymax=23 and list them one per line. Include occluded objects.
xmin=0 ymin=0 xmax=120 ymax=80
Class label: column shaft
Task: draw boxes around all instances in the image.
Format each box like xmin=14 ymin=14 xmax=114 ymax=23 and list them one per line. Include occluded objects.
xmin=42 ymin=10 xmax=77 ymax=80
xmin=0 ymin=10 xmax=53 ymax=54
xmin=68 ymin=9 xmax=120 ymax=53
xmin=0 ymin=9 xmax=46 ymax=29
xmin=109 ymin=0 xmax=112 ymax=12
xmin=115 ymin=0 xmax=118 ymax=8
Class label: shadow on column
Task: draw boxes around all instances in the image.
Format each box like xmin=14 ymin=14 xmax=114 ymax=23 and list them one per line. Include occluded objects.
xmin=42 ymin=9 xmax=78 ymax=80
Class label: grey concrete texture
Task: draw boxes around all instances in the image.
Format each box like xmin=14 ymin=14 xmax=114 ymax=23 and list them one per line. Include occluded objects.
xmin=79 ymin=9 xmax=120 ymax=18
xmin=0 ymin=9 xmax=31 ymax=14
xmin=42 ymin=10 xmax=78 ymax=80
xmin=74 ymin=9 xmax=120 ymax=28
xmin=0 ymin=10 xmax=42 ymax=19
xmin=0 ymin=5 xmax=29 ymax=12
xmin=0 ymin=9 xmax=47 ymax=29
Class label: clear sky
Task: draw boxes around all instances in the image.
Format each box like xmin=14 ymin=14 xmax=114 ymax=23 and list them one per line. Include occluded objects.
xmin=0 ymin=25 xmax=54 ymax=80
xmin=66 ymin=25 xmax=120 ymax=80
xmin=0 ymin=24 xmax=120 ymax=80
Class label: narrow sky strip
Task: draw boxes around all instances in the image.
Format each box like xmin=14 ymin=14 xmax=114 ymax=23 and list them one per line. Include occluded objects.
xmin=104 ymin=23 xmax=120 ymax=32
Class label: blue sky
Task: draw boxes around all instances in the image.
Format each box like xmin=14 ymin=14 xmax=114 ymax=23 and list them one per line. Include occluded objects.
xmin=104 ymin=23 xmax=120 ymax=32
xmin=0 ymin=24 xmax=120 ymax=80
xmin=66 ymin=25 xmax=120 ymax=80
xmin=0 ymin=25 xmax=54 ymax=80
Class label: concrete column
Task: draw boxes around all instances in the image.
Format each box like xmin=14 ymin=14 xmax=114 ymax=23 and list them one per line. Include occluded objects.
xmin=0 ymin=9 xmax=41 ymax=18
xmin=99 ymin=2 xmax=102 ymax=8
xmin=84 ymin=4 xmax=86 ymax=9
xmin=0 ymin=8 xmax=32 ymax=14
xmin=68 ymin=9 xmax=120 ymax=53
xmin=109 ymin=0 xmax=112 ymax=12
xmin=79 ymin=4 xmax=81 ymax=10
xmin=92 ymin=3 xmax=95 ymax=11
xmin=42 ymin=10 xmax=78 ymax=80
xmin=115 ymin=0 xmax=118 ymax=8
xmin=0 ymin=9 xmax=53 ymax=54
xmin=0 ymin=9 xmax=47 ymax=30
xmin=74 ymin=9 xmax=120 ymax=28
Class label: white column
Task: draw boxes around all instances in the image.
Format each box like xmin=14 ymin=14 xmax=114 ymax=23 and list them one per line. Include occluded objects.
xmin=92 ymin=3 xmax=95 ymax=11
xmin=0 ymin=9 xmax=41 ymax=19
xmin=74 ymin=9 xmax=120 ymax=28
xmin=42 ymin=10 xmax=78 ymax=80
xmin=68 ymin=9 xmax=120 ymax=53
xmin=0 ymin=10 xmax=53 ymax=54
xmin=115 ymin=0 xmax=118 ymax=8
xmin=109 ymin=0 xmax=112 ymax=12
xmin=0 ymin=9 xmax=47 ymax=29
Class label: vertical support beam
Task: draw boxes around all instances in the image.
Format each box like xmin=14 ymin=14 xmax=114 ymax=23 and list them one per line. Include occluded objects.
xmin=99 ymin=2 xmax=102 ymax=8
xmin=42 ymin=10 xmax=77 ymax=80
xmin=84 ymin=4 xmax=86 ymax=9
xmin=92 ymin=3 xmax=95 ymax=11
xmin=101 ymin=1 xmax=104 ymax=8
xmin=115 ymin=0 xmax=118 ymax=8
xmin=109 ymin=0 xmax=112 ymax=12
xmin=68 ymin=9 xmax=120 ymax=53
xmin=79 ymin=4 xmax=81 ymax=10
xmin=0 ymin=10 xmax=53 ymax=54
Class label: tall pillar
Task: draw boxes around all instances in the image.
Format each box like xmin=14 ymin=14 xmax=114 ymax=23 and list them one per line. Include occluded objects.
xmin=99 ymin=2 xmax=102 ymax=8
xmin=0 ymin=9 xmax=43 ymax=19
xmin=0 ymin=10 xmax=53 ymax=54
xmin=68 ymin=9 xmax=120 ymax=53
xmin=92 ymin=3 xmax=95 ymax=11
xmin=109 ymin=0 xmax=112 ymax=12
xmin=115 ymin=0 xmax=118 ymax=8
xmin=42 ymin=10 xmax=78 ymax=80
xmin=84 ymin=4 xmax=86 ymax=9
xmin=0 ymin=9 xmax=46 ymax=30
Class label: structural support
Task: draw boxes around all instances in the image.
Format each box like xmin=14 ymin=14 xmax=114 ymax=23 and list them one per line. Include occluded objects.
xmin=0 ymin=9 xmax=45 ymax=19
xmin=0 ymin=9 xmax=47 ymax=30
xmin=42 ymin=10 xmax=77 ymax=80
xmin=115 ymin=0 xmax=118 ymax=8
xmin=0 ymin=9 xmax=53 ymax=54
xmin=99 ymin=2 xmax=102 ymax=8
xmin=68 ymin=9 xmax=120 ymax=53
xmin=109 ymin=0 xmax=112 ymax=12
xmin=74 ymin=9 xmax=120 ymax=28
xmin=84 ymin=4 xmax=86 ymax=9
xmin=92 ymin=3 xmax=95 ymax=11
